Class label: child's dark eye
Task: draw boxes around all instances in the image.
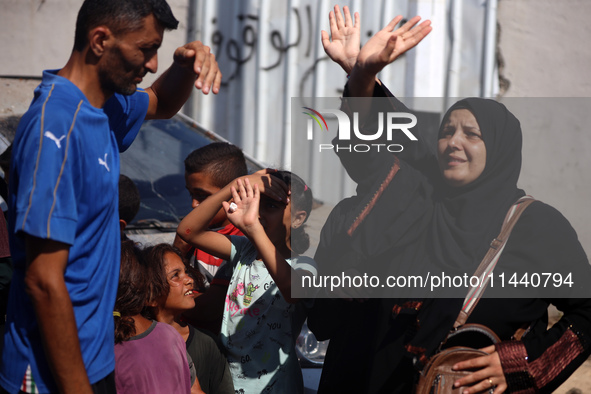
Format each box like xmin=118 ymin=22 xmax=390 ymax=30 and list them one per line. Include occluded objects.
xmin=168 ymin=271 xmax=182 ymax=287
xmin=266 ymin=200 xmax=284 ymax=210
xmin=192 ymin=193 xmax=209 ymax=201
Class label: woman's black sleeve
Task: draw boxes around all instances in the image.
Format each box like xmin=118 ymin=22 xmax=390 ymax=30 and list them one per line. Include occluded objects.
xmin=495 ymin=203 xmax=591 ymax=393
xmin=336 ymin=80 xmax=437 ymax=195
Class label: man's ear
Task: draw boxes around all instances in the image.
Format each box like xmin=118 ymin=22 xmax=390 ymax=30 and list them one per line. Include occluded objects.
xmin=88 ymin=26 xmax=112 ymax=57
xmin=292 ymin=210 xmax=307 ymax=229
xmin=119 ymin=219 xmax=127 ymax=233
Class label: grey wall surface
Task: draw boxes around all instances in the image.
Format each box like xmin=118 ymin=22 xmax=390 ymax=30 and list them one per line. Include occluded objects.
xmin=0 ymin=0 xmax=190 ymax=85
xmin=497 ymin=0 xmax=591 ymax=257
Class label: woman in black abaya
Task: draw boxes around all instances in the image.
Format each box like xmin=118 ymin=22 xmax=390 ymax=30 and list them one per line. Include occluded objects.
xmin=308 ymin=6 xmax=591 ymax=393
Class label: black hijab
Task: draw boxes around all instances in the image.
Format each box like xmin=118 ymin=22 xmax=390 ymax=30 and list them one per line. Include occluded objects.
xmin=334 ymin=97 xmax=526 ymax=277
xmin=429 ymin=98 xmax=526 ymax=274
xmin=312 ymin=96 xmax=530 ymax=392
xmin=403 ymin=98 xmax=527 ymax=367
xmin=350 ymin=98 xmax=528 ymax=387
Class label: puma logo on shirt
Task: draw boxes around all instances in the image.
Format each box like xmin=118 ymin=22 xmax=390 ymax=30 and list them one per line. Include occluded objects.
xmin=44 ymin=131 xmax=66 ymax=149
xmin=98 ymin=153 xmax=110 ymax=172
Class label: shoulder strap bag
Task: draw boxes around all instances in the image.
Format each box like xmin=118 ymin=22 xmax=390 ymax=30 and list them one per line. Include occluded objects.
xmin=415 ymin=196 xmax=535 ymax=394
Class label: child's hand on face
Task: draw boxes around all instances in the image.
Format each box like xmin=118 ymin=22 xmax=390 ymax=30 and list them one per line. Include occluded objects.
xmin=243 ymin=169 xmax=290 ymax=204
xmin=223 ymin=178 xmax=263 ymax=236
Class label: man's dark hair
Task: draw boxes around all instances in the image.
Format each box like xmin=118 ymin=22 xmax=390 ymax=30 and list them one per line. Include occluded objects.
xmin=184 ymin=142 xmax=248 ymax=189
xmin=73 ymin=0 xmax=179 ymax=51
xmin=119 ymin=175 xmax=141 ymax=225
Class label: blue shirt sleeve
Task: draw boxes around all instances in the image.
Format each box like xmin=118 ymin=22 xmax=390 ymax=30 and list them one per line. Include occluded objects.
xmin=13 ymin=110 xmax=80 ymax=245
xmin=104 ymin=89 xmax=150 ymax=152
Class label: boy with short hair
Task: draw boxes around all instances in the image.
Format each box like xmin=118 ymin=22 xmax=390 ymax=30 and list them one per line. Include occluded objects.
xmin=173 ymin=142 xmax=247 ymax=334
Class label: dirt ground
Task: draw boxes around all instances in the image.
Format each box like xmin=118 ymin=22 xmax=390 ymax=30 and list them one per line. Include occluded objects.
xmin=556 ymin=359 xmax=591 ymax=394
xmin=549 ymin=306 xmax=591 ymax=393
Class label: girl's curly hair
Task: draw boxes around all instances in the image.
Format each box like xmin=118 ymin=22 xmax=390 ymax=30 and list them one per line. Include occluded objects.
xmin=114 ymin=240 xmax=147 ymax=344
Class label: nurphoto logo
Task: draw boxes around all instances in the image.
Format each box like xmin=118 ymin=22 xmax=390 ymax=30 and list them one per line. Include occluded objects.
xmin=302 ymin=107 xmax=418 ymax=153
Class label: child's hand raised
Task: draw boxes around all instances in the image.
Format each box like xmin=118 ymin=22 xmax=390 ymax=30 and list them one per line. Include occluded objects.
xmin=242 ymin=169 xmax=290 ymax=204
xmin=223 ymin=178 xmax=263 ymax=235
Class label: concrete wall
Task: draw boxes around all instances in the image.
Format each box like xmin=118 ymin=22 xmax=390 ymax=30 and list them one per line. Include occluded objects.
xmin=0 ymin=0 xmax=190 ymax=85
xmin=0 ymin=0 xmax=191 ymax=117
xmin=497 ymin=0 xmax=591 ymax=255
xmin=497 ymin=0 xmax=591 ymax=97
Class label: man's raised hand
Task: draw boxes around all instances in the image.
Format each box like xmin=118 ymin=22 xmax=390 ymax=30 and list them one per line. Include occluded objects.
xmin=173 ymin=41 xmax=222 ymax=94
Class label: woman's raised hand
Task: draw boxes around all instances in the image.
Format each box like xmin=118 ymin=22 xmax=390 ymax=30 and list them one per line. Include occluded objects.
xmin=452 ymin=346 xmax=507 ymax=394
xmin=321 ymin=5 xmax=360 ymax=75
xmin=353 ymin=15 xmax=432 ymax=78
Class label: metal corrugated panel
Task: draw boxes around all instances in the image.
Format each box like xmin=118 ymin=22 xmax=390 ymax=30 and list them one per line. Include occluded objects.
xmin=186 ymin=0 xmax=494 ymax=204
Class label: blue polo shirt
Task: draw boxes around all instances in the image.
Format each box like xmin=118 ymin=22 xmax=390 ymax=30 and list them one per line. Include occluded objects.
xmin=0 ymin=70 xmax=149 ymax=393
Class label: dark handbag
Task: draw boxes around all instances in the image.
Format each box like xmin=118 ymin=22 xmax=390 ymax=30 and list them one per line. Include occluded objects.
xmin=415 ymin=197 xmax=535 ymax=394
xmin=417 ymin=347 xmax=491 ymax=393
xmin=416 ymin=323 xmax=501 ymax=393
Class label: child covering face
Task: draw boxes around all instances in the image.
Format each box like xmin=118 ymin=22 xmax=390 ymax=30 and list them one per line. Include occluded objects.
xmin=177 ymin=170 xmax=317 ymax=393
xmin=174 ymin=142 xmax=248 ymax=335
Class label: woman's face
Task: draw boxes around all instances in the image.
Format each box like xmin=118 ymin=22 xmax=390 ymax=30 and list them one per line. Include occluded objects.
xmin=437 ymin=109 xmax=487 ymax=187
xmin=161 ymin=252 xmax=196 ymax=313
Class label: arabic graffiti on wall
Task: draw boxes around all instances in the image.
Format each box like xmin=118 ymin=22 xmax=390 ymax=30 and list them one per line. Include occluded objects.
xmin=210 ymin=5 xmax=317 ymax=88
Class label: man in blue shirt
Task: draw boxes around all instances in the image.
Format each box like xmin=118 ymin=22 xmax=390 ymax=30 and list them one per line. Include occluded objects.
xmin=0 ymin=1 xmax=221 ymax=393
